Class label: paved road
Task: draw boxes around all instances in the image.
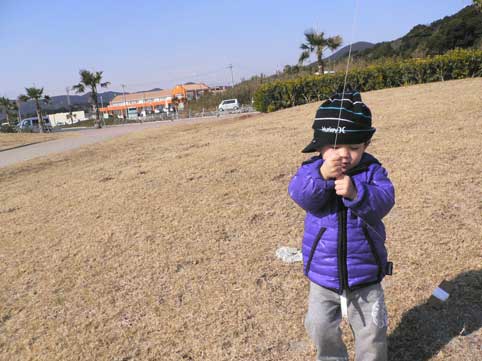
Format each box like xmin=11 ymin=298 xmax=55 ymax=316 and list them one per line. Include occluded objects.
xmin=0 ymin=113 xmax=256 ymax=168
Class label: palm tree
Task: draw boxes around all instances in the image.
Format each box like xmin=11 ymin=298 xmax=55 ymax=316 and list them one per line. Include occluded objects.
xmin=18 ymin=87 xmax=51 ymax=133
xmin=0 ymin=97 xmax=18 ymax=126
xmin=66 ymin=112 xmax=77 ymax=125
xmin=298 ymin=29 xmax=343 ymax=75
xmin=170 ymin=95 xmax=185 ymax=120
xmin=72 ymin=70 xmax=110 ymax=128
xmin=170 ymin=96 xmax=179 ymax=121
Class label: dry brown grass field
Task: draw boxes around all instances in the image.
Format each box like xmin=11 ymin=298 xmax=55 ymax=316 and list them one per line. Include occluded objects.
xmin=0 ymin=132 xmax=74 ymax=151
xmin=1 ymin=78 xmax=481 ymax=361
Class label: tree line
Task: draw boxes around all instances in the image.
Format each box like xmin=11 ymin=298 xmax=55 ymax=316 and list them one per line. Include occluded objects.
xmin=1 ymin=70 xmax=109 ymax=133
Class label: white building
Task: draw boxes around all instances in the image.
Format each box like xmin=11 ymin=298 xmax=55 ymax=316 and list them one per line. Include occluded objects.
xmin=48 ymin=111 xmax=86 ymax=126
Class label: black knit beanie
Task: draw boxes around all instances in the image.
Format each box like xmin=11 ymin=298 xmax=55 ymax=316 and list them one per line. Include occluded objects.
xmin=302 ymin=87 xmax=376 ymax=153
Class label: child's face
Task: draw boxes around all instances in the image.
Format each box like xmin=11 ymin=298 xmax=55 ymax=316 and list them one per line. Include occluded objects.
xmin=319 ymin=143 xmax=367 ymax=173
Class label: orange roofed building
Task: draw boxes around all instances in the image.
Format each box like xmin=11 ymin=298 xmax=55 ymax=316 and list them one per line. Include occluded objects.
xmin=99 ymin=83 xmax=210 ymax=117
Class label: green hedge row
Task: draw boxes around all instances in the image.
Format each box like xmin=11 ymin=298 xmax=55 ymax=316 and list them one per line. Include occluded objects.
xmin=253 ymin=49 xmax=482 ymax=112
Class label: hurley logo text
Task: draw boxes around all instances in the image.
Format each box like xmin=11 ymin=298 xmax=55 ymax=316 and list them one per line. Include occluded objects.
xmin=319 ymin=126 xmax=346 ymax=134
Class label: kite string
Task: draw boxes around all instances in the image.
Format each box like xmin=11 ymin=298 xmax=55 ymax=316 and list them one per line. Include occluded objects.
xmin=333 ymin=0 xmax=358 ymax=148
xmin=328 ymin=2 xmax=392 ymax=309
xmin=331 ymin=0 xmax=391 ymax=242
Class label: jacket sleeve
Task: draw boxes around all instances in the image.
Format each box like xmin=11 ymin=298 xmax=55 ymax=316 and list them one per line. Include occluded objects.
xmin=342 ymin=164 xmax=395 ymax=224
xmin=288 ymin=158 xmax=335 ymax=214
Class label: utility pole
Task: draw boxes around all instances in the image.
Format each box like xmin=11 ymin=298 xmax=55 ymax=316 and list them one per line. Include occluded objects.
xmin=66 ymin=86 xmax=73 ymax=125
xmin=140 ymin=92 xmax=146 ymax=123
xmin=100 ymin=95 xmax=105 ymax=127
xmin=227 ymin=64 xmax=234 ymax=87
xmin=121 ymin=84 xmax=127 ymax=122
xmin=16 ymin=99 xmax=22 ymax=124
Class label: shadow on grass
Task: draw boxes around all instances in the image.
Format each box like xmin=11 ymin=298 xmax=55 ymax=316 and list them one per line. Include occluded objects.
xmin=388 ymin=269 xmax=482 ymax=361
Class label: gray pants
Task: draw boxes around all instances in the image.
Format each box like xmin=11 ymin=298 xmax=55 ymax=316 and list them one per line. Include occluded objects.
xmin=305 ymin=281 xmax=388 ymax=361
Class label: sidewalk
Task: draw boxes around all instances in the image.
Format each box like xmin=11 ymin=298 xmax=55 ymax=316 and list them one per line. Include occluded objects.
xmin=0 ymin=112 xmax=257 ymax=168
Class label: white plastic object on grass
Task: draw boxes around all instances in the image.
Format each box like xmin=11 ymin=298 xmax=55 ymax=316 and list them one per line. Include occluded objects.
xmin=432 ymin=287 xmax=450 ymax=302
xmin=275 ymin=247 xmax=302 ymax=263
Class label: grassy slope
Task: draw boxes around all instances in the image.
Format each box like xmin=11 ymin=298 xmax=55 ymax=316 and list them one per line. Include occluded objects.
xmin=0 ymin=78 xmax=481 ymax=361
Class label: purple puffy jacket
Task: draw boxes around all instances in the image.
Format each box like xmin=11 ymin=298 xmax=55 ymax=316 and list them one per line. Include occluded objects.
xmin=288 ymin=153 xmax=395 ymax=294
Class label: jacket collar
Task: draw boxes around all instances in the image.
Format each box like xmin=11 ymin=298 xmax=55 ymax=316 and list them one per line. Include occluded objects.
xmin=345 ymin=153 xmax=380 ymax=177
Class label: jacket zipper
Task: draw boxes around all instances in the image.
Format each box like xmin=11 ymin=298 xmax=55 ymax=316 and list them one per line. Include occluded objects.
xmin=337 ymin=197 xmax=349 ymax=293
xmin=363 ymin=227 xmax=383 ymax=281
xmin=305 ymin=227 xmax=327 ymax=276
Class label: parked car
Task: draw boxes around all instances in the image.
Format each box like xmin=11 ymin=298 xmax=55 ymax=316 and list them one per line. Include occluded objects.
xmin=218 ymin=99 xmax=239 ymax=112
xmin=17 ymin=116 xmax=53 ymax=132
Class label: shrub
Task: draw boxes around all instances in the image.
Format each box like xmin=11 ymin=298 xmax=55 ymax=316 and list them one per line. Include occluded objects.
xmin=253 ymin=49 xmax=482 ymax=112
xmin=0 ymin=124 xmax=17 ymax=133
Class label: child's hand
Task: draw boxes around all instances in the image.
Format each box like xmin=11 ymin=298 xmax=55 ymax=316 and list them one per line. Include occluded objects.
xmin=335 ymin=175 xmax=357 ymax=200
xmin=320 ymin=149 xmax=342 ymax=180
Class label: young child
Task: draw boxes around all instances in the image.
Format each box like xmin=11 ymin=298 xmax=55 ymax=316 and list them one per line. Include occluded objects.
xmin=288 ymin=89 xmax=395 ymax=361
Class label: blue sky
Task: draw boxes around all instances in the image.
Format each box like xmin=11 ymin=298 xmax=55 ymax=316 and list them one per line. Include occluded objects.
xmin=0 ymin=0 xmax=473 ymax=98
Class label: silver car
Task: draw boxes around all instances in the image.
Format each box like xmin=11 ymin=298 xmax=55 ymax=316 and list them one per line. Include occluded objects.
xmin=218 ymin=99 xmax=239 ymax=112
xmin=17 ymin=116 xmax=53 ymax=132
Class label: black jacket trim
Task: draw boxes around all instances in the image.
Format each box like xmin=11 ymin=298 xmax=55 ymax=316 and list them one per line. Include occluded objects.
xmin=305 ymin=227 xmax=327 ymax=276
xmin=337 ymin=197 xmax=348 ymax=294
xmin=363 ymin=226 xmax=383 ymax=281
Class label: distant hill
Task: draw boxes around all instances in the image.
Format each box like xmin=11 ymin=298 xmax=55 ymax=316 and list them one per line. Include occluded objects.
xmin=11 ymin=91 xmax=122 ymax=117
xmin=352 ymin=5 xmax=482 ymax=61
xmin=324 ymin=41 xmax=375 ymax=61
xmin=137 ymin=88 xmax=163 ymax=93
xmin=288 ymin=5 xmax=481 ymax=73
